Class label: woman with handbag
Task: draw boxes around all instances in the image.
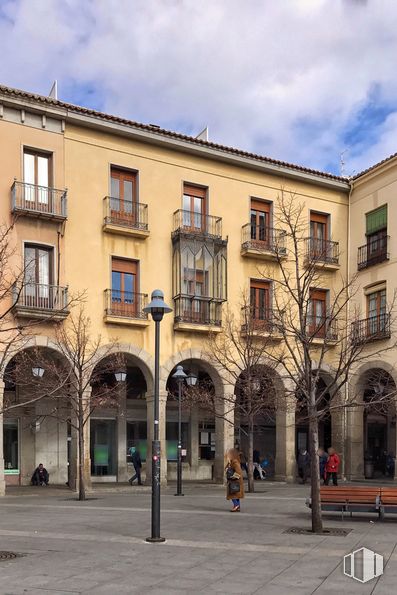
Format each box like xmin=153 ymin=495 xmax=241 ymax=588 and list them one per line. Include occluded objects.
xmin=225 ymin=448 xmax=245 ymax=512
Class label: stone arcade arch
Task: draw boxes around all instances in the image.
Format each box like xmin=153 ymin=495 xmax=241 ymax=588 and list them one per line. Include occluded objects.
xmin=88 ymin=345 xmax=154 ymax=484
xmin=1 ymin=341 xmax=72 ymax=488
xmin=347 ymin=361 xmax=397 ymax=480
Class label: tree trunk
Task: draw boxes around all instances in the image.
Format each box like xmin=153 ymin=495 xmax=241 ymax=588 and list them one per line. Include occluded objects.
xmin=247 ymin=418 xmax=255 ymax=493
xmin=78 ymin=392 xmax=86 ymax=501
xmin=309 ymin=408 xmax=322 ymax=533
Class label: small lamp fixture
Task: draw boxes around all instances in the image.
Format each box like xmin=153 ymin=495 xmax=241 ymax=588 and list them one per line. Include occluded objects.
xmin=186 ymin=373 xmax=198 ymax=387
xmin=172 ymin=365 xmax=187 ymax=383
xmin=143 ymin=289 xmax=172 ymax=322
xmin=32 ymin=366 xmax=45 ymax=378
xmin=115 ymin=370 xmax=127 ymax=382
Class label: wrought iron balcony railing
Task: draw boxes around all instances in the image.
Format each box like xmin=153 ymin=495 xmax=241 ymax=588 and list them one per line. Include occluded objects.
xmin=104 ymin=290 xmax=148 ymax=319
xmin=103 ymin=197 xmax=148 ymax=230
xmin=241 ymin=306 xmax=280 ymax=334
xmin=306 ymin=315 xmax=338 ymax=341
xmin=174 ymin=295 xmax=222 ymax=326
xmin=241 ymin=224 xmax=286 ymax=254
xmin=352 ymin=313 xmax=391 ymax=344
xmin=172 ymin=210 xmax=222 ymax=240
xmin=357 ymin=236 xmax=389 ymax=270
xmin=12 ymin=181 xmax=67 ymax=219
xmin=306 ymin=237 xmax=339 ymax=265
xmin=13 ymin=283 xmax=68 ymax=311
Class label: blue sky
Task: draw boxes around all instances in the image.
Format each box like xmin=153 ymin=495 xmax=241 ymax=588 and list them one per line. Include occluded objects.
xmin=1 ymin=0 xmax=397 ymax=176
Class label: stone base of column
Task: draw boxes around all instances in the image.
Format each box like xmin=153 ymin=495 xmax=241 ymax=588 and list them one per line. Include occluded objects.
xmin=0 ymin=463 xmax=5 ymax=496
xmin=274 ymin=474 xmax=295 ymax=483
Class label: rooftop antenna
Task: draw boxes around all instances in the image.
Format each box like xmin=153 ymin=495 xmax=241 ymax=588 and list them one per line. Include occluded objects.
xmin=340 ymin=148 xmax=349 ymax=176
xmin=48 ymin=80 xmax=58 ymax=100
xmin=196 ymin=126 xmax=208 ymax=142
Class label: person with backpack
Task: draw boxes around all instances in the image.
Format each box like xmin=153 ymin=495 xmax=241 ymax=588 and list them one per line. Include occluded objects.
xmin=128 ymin=446 xmax=143 ymax=485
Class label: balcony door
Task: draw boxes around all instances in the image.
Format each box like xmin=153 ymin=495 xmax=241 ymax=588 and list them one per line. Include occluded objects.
xmin=310 ymin=212 xmax=329 ymax=259
xmin=367 ymin=289 xmax=387 ymax=335
xmin=111 ymin=258 xmax=138 ymax=316
xmin=250 ymin=280 xmax=270 ymax=328
xmin=110 ymin=168 xmax=137 ymax=225
xmin=250 ymin=200 xmax=271 ymax=247
xmin=24 ymin=245 xmax=53 ymax=308
xmin=23 ymin=150 xmax=51 ymax=210
xmin=308 ymin=289 xmax=327 ymax=337
xmin=182 ymin=184 xmax=207 ymax=232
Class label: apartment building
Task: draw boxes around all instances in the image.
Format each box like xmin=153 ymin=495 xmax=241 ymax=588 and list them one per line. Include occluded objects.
xmin=0 ymin=84 xmax=395 ymax=493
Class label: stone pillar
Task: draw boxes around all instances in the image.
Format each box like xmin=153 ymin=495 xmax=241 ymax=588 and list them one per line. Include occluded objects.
xmin=0 ymin=381 xmax=5 ymax=496
xmin=214 ymin=392 xmax=234 ymax=482
xmin=117 ymin=383 xmax=128 ymax=482
xmin=345 ymin=406 xmax=364 ymax=480
xmin=189 ymin=405 xmax=199 ymax=477
xmin=146 ymin=391 xmax=167 ymax=485
xmin=275 ymin=399 xmax=296 ymax=482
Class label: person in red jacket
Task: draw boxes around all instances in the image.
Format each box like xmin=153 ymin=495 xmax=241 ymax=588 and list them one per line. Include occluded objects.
xmin=324 ymin=447 xmax=340 ymax=486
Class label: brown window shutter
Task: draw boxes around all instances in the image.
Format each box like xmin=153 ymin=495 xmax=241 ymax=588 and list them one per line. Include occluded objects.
xmin=310 ymin=211 xmax=329 ymax=224
xmin=183 ymin=184 xmax=207 ymax=199
xmin=112 ymin=258 xmax=137 ymax=274
xmin=251 ymin=199 xmax=271 ymax=213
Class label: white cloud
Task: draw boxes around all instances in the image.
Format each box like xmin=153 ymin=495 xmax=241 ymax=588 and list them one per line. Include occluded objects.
xmin=1 ymin=0 xmax=397 ymax=174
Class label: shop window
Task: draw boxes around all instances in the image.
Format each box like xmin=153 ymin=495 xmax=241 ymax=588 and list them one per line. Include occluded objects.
xmin=90 ymin=419 xmax=117 ymax=476
xmin=4 ymin=420 xmax=19 ymax=471
xmin=166 ymin=422 xmax=188 ymax=461
xmin=127 ymin=421 xmax=147 ymax=462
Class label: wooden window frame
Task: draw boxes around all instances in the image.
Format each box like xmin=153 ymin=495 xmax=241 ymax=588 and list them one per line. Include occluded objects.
xmin=24 ymin=244 xmax=54 ymax=308
xmin=182 ymin=183 xmax=207 ymax=232
xmin=23 ymin=149 xmax=53 ymax=209
xmin=250 ymin=199 xmax=272 ymax=245
xmin=111 ymin=257 xmax=139 ymax=316
xmin=110 ymin=167 xmax=138 ymax=224
xmin=250 ymin=279 xmax=271 ymax=328
xmin=308 ymin=288 xmax=328 ymax=337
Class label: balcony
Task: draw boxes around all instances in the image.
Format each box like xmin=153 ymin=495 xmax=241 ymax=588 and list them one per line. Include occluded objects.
xmin=240 ymin=307 xmax=282 ymax=340
xmin=306 ymin=237 xmax=340 ymax=270
xmin=241 ymin=224 xmax=286 ymax=260
xmin=104 ymin=289 xmax=149 ymax=327
xmin=173 ymin=295 xmax=222 ymax=332
xmin=13 ymin=283 xmax=69 ymax=320
xmin=172 ymin=210 xmax=223 ymax=242
xmin=12 ymin=181 xmax=67 ymax=221
xmin=352 ymin=313 xmax=391 ymax=344
xmin=103 ymin=197 xmax=149 ymax=238
xmin=358 ymin=236 xmax=389 ymax=270
xmin=306 ymin=316 xmax=338 ymax=344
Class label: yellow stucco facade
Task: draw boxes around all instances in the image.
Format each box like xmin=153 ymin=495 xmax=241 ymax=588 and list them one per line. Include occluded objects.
xmin=0 ymin=84 xmax=395 ymax=493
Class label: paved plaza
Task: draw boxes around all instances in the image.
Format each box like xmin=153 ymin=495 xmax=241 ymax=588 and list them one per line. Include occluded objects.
xmin=0 ymin=481 xmax=396 ymax=595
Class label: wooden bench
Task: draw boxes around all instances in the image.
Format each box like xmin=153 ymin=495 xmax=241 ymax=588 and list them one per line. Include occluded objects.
xmin=306 ymin=486 xmax=381 ymax=519
xmin=379 ymin=487 xmax=397 ymax=519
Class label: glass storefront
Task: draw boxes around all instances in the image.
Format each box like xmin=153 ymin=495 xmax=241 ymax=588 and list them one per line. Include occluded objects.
xmin=127 ymin=420 xmax=147 ymax=462
xmin=90 ymin=419 xmax=117 ymax=476
xmin=4 ymin=419 xmax=19 ymax=471
xmin=166 ymin=421 xmax=188 ymax=461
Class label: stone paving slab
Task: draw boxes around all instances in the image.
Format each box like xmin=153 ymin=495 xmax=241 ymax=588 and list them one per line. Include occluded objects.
xmin=0 ymin=482 xmax=396 ymax=594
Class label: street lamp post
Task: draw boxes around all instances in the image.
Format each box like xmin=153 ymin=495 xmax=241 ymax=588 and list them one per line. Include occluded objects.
xmin=172 ymin=366 xmax=198 ymax=497
xmin=143 ymin=289 xmax=172 ymax=543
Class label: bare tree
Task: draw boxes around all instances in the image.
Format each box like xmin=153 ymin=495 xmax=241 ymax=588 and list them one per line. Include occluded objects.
xmin=255 ymin=190 xmax=397 ymax=532
xmin=184 ymin=294 xmax=277 ymax=492
xmin=12 ymin=307 xmax=123 ymax=500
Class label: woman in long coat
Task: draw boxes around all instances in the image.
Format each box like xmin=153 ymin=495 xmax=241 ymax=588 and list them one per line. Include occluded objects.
xmin=225 ymin=448 xmax=245 ymax=512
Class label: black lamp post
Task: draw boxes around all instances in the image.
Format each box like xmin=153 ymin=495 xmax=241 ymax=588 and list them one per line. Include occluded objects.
xmin=143 ymin=289 xmax=172 ymax=543
xmin=172 ymin=366 xmax=197 ymax=497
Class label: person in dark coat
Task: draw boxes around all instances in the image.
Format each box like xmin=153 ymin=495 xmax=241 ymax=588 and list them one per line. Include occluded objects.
xmin=297 ymin=449 xmax=310 ymax=484
xmin=318 ymin=448 xmax=328 ymax=483
xmin=128 ymin=446 xmax=143 ymax=485
xmin=31 ymin=463 xmax=49 ymax=486
xmin=225 ymin=448 xmax=244 ymax=512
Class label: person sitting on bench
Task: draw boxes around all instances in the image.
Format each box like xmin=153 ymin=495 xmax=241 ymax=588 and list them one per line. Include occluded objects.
xmin=31 ymin=463 xmax=49 ymax=486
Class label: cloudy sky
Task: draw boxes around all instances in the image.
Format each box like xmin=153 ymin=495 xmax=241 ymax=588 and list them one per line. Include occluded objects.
xmin=0 ymin=0 xmax=396 ymax=176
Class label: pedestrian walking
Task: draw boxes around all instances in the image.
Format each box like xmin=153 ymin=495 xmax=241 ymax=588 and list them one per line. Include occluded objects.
xmin=253 ymin=449 xmax=266 ymax=480
xmin=225 ymin=448 xmax=244 ymax=512
xmin=128 ymin=446 xmax=143 ymax=485
xmin=324 ymin=447 xmax=340 ymax=486
xmin=297 ymin=449 xmax=310 ymax=484
xmin=318 ymin=448 xmax=328 ymax=483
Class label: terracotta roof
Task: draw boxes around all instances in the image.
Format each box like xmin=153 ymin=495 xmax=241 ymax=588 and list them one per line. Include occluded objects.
xmin=0 ymin=84 xmax=349 ymax=185
xmin=353 ymin=151 xmax=397 ymax=180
